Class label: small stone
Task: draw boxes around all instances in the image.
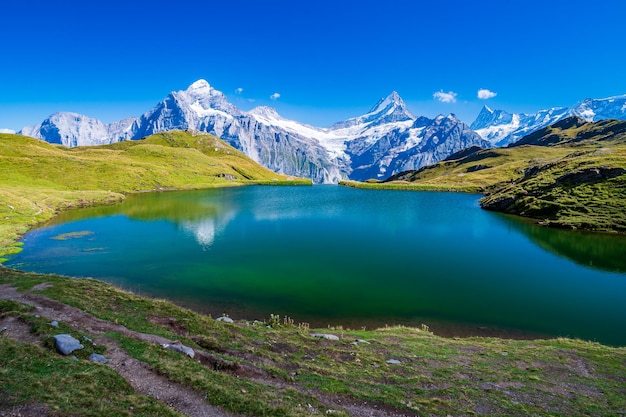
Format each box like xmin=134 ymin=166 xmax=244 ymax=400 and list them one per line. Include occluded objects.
xmin=311 ymin=333 xmax=339 ymax=341
xmin=162 ymin=342 xmax=195 ymax=358
xmin=386 ymin=359 xmax=401 ymax=365
xmin=83 ymin=336 xmax=93 ymax=343
xmin=53 ymin=334 xmax=84 ymax=355
xmin=352 ymin=339 xmax=371 ymax=345
xmin=216 ymin=316 xmax=234 ymax=323
xmin=501 ymin=351 xmax=509 ymax=356
xmin=50 ymin=321 xmax=59 ymax=327
xmin=89 ymin=353 xmax=110 ymax=364
xmin=0 ymin=326 xmax=7 ymax=333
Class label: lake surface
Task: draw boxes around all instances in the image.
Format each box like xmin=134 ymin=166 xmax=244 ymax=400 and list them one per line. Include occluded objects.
xmin=7 ymin=185 xmax=626 ymax=346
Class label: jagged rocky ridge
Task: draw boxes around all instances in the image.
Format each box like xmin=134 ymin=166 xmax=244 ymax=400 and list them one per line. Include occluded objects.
xmin=19 ymin=80 xmax=488 ymax=183
xmin=471 ymin=95 xmax=626 ymax=146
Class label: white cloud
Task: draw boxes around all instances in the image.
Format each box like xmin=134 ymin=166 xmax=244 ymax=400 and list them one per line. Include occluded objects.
xmin=0 ymin=128 xmax=15 ymax=134
xmin=235 ymin=87 xmax=244 ymax=94
xmin=477 ymin=88 xmax=497 ymax=100
xmin=433 ymin=90 xmax=457 ymax=103
xmin=270 ymin=92 xmax=281 ymax=100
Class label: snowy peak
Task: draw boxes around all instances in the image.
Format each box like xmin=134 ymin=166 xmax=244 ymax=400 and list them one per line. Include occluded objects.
xmin=368 ymin=91 xmax=407 ymax=113
xmin=570 ymin=94 xmax=626 ymax=121
xmin=19 ymin=112 xmax=137 ymax=147
xmin=249 ymin=106 xmax=281 ymax=119
xmin=330 ymin=91 xmax=414 ymax=130
xmin=187 ymin=79 xmax=211 ymax=92
xmin=470 ymin=105 xmax=513 ymax=131
xmin=365 ymin=91 xmax=414 ymax=123
xmin=169 ymin=79 xmax=239 ymax=117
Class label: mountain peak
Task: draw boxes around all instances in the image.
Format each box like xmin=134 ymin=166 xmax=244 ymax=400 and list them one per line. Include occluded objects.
xmin=470 ymin=105 xmax=512 ymax=130
xmin=187 ymin=79 xmax=211 ymax=91
xmin=329 ymin=91 xmax=415 ymax=130
xmin=368 ymin=91 xmax=409 ymax=114
xmin=365 ymin=91 xmax=414 ymax=124
xmin=249 ymin=106 xmax=281 ymax=119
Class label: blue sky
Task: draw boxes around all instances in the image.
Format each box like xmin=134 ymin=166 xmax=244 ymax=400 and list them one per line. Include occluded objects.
xmin=2 ymin=0 xmax=626 ymax=131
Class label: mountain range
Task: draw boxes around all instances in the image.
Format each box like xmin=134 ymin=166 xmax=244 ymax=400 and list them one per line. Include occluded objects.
xmin=471 ymin=95 xmax=626 ymax=146
xmin=16 ymin=81 xmax=626 ymax=183
xmin=18 ymin=80 xmax=488 ymax=183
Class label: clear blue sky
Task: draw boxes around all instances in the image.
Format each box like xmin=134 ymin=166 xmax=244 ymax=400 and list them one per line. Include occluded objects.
xmin=2 ymin=0 xmax=626 ymax=131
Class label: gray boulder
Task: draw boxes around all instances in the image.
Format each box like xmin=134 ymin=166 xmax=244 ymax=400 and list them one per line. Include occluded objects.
xmin=53 ymin=334 xmax=84 ymax=355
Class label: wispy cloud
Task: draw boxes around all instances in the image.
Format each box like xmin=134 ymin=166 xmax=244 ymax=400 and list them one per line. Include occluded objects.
xmin=477 ymin=88 xmax=497 ymax=100
xmin=235 ymin=87 xmax=244 ymax=94
xmin=433 ymin=90 xmax=457 ymax=103
xmin=270 ymin=92 xmax=281 ymax=100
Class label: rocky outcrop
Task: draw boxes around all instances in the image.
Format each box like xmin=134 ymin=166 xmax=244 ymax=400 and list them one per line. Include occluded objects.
xmin=555 ymin=167 xmax=626 ymax=185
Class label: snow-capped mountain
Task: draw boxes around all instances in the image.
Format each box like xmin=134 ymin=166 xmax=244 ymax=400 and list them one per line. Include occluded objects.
xmin=20 ymin=113 xmax=138 ymax=147
xmin=344 ymin=114 xmax=489 ymax=180
xmin=132 ymin=80 xmax=342 ymax=183
xmin=472 ymin=94 xmax=626 ymax=146
xmin=19 ymin=80 xmax=488 ymax=182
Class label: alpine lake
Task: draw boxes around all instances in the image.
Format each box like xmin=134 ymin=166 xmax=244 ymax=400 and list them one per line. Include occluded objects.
xmin=7 ymin=185 xmax=626 ymax=346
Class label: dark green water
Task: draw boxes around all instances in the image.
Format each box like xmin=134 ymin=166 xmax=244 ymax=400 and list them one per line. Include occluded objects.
xmin=7 ymin=186 xmax=626 ymax=345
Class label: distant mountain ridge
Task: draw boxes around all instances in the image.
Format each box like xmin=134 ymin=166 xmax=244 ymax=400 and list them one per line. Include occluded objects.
xmin=471 ymin=95 xmax=626 ymax=146
xmin=19 ymin=80 xmax=488 ymax=183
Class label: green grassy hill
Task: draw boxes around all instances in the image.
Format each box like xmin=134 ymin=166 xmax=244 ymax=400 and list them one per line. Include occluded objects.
xmin=342 ymin=118 xmax=626 ymax=232
xmin=0 ymin=131 xmax=309 ymax=261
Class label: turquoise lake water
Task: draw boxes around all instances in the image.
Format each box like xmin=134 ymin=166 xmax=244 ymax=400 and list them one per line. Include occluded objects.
xmin=7 ymin=186 xmax=626 ymax=345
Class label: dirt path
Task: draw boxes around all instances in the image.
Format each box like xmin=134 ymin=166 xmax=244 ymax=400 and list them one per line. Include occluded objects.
xmin=0 ymin=284 xmax=237 ymax=417
xmin=1 ymin=283 xmax=416 ymax=417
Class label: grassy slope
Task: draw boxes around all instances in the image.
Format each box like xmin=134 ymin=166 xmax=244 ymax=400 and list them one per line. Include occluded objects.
xmin=0 ymin=131 xmax=309 ymax=261
xmin=341 ymin=119 xmax=626 ymax=232
xmin=2 ymin=268 xmax=625 ymax=417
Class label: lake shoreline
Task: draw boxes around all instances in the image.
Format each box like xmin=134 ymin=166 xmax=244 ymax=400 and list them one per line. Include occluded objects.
xmin=1 ymin=266 xmax=625 ymax=416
